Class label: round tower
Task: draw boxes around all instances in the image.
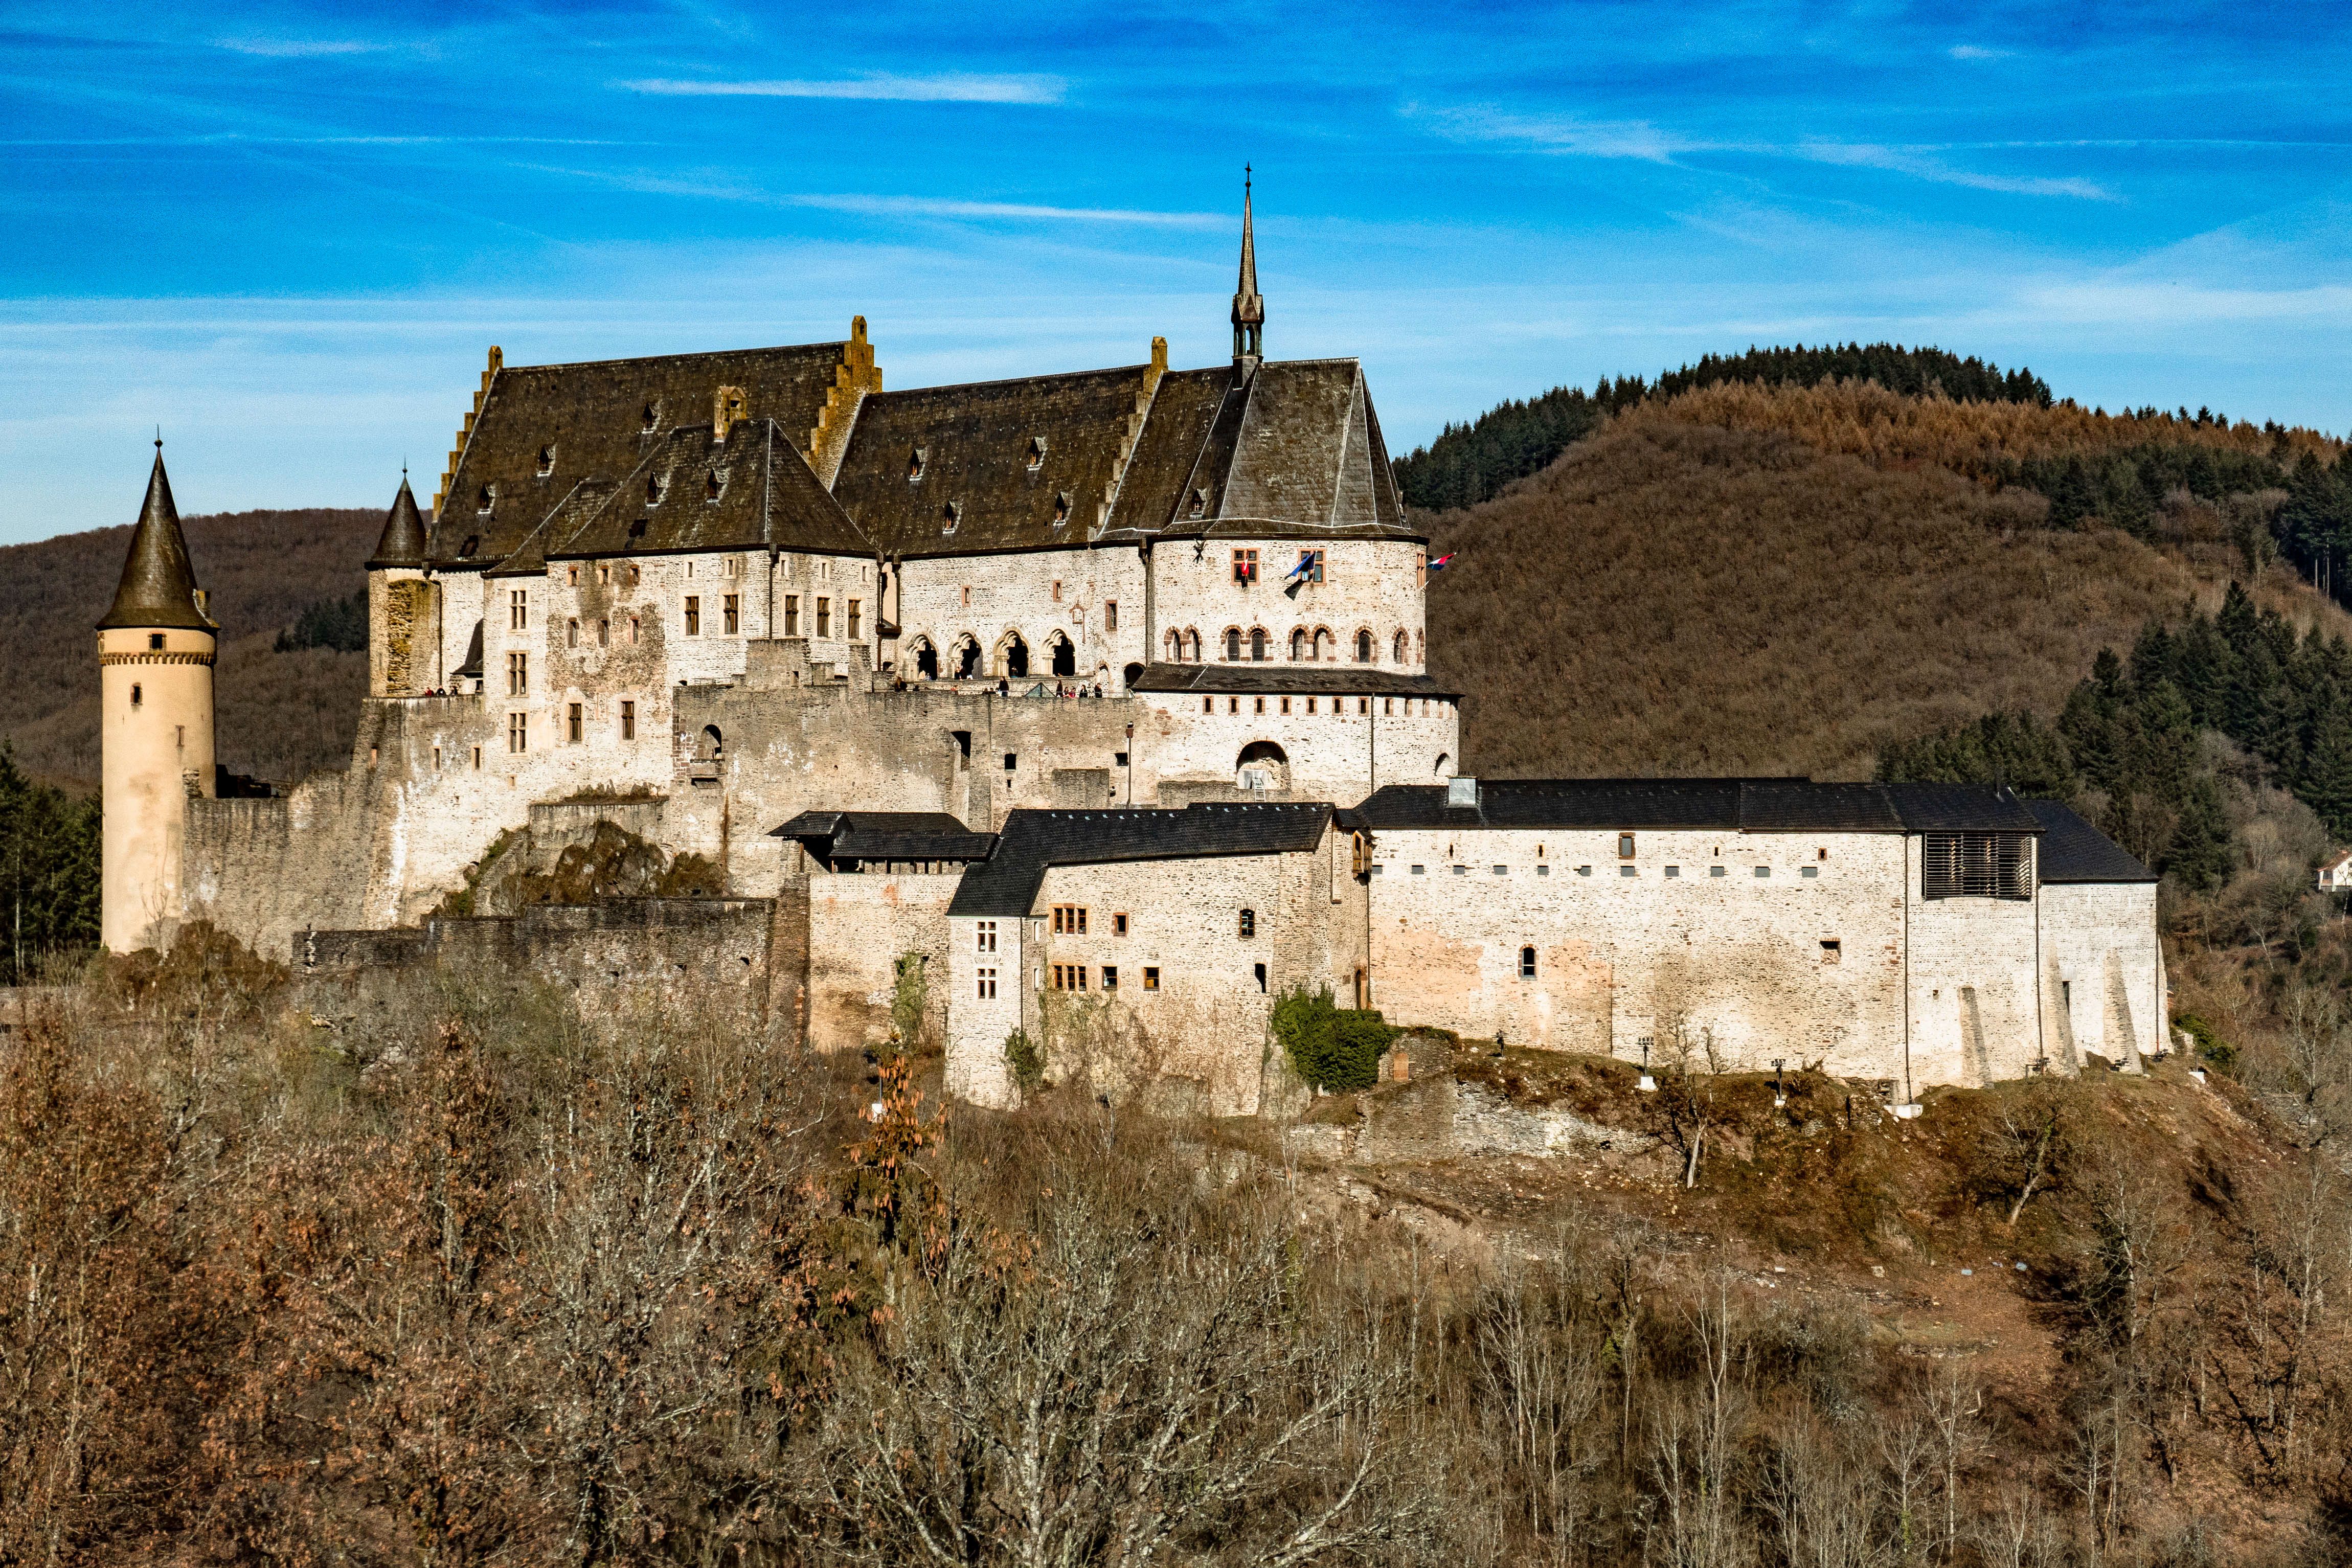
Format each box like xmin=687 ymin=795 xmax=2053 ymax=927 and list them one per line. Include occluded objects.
xmin=367 ymin=473 xmax=436 ymax=696
xmin=99 ymin=443 xmax=215 ymax=953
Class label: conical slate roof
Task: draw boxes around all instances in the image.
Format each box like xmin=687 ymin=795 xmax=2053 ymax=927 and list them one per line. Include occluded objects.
xmin=1231 ymin=176 xmax=1264 ymax=331
xmin=369 ymin=475 xmax=430 ymax=567
xmin=99 ymin=448 xmax=212 ymax=631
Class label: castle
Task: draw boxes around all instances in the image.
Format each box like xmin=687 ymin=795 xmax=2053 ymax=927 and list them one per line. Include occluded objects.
xmin=98 ymin=192 xmax=2167 ymax=1110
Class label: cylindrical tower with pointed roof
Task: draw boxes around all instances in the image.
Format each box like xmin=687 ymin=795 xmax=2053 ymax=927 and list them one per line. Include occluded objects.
xmin=367 ymin=474 xmax=437 ymax=696
xmin=99 ymin=444 xmax=216 ymax=952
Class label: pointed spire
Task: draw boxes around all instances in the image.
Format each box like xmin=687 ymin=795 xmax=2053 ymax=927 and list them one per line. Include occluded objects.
xmin=369 ymin=472 xmax=431 ymax=567
xmin=1231 ymin=165 xmax=1264 ymax=369
xmin=99 ymin=444 xmax=211 ymax=631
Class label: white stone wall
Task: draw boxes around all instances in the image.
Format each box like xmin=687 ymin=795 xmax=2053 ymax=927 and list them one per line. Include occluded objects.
xmin=946 ymin=912 xmax=1029 ymax=1107
xmin=1146 ymin=536 xmax=1427 ymax=671
xmin=1902 ymin=835 xmax=2043 ymax=1087
xmin=805 ymin=867 xmax=960 ymax=1052
xmin=1368 ymin=827 xmax=1912 ymax=1081
xmin=2037 ymin=881 xmax=2161 ymax=1071
xmin=892 ymin=547 xmax=1149 ymax=688
xmin=1142 ymin=691 xmax=1459 ymax=802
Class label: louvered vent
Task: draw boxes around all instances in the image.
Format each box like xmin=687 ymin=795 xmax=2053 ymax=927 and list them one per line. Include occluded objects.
xmin=1921 ymin=833 xmax=2033 ymax=900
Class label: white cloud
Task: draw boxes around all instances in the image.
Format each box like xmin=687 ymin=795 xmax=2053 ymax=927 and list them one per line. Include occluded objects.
xmin=214 ymin=37 xmax=386 ymax=58
xmin=786 ymin=193 xmax=1218 ymax=226
xmin=1794 ymin=141 xmax=2115 ymax=200
xmin=1410 ymin=104 xmax=1692 ymax=163
xmin=1948 ymin=45 xmax=2011 ymax=61
xmin=617 ymin=73 xmax=1064 ymax=104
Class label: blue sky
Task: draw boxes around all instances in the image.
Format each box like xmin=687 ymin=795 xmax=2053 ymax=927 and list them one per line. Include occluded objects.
xmin=3 ymin=1 xmax=2348 ymax=540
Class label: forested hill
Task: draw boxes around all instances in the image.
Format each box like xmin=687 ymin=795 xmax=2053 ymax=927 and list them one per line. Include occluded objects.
xmin=0 ymin=507 xmax=376 ymax=791
xmin=1394 ymin=343 xmax=2056 ymax=511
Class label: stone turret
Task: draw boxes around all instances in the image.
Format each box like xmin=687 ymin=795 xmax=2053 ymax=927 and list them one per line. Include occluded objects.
xmin=367 ymin=474 xmax=438 ymax=695
xmin=99 ymin=443 xmax=215 ymax=952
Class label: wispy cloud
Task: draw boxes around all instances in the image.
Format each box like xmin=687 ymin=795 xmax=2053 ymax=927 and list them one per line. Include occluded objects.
xmin=617 ymin=73 xmax=1064 ymax=104
xmin=521 ymin=165 xmax=1213 ymax=223
xmin=1795 ymin=141 xmax=2115 ymax=200
xmin=1417 ymin=103 xmax=2115 ymax=199
xmin=215 ymin=37 xmax=387 ymax=58
xmin=1948 ymin=44 xmax=2011 ymax=61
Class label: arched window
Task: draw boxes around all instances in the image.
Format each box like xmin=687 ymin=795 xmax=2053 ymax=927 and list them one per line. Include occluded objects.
xmin=954 ymin=638 xmax=981 ymax=679
xmin=1290 ymin=627 xmax=1308 ymax=661
xmin=1122 ymin=662 xmax=1143 ymax=691
xmin=1354 ymin=629 xmax=1374 ymax=663
xmin=1165 ymin=628 xmax=1182 ymax=661
xmin=912 ymin=638 xmax=939 ymax=679
xmin=700 ymin=724 xmax=724 ymax=761
xmin=1434 ymin=753 xmax=1452 ymax=782
xmin=1520 ymin=946 xmax=1537 ymax=978
xmin=1314 ymin=627 xmax=1334 ymax=661
xmin=1223 ymin=627 xmax=1241 ymax=662
xmin=1393 ymin=629 xmax=1409 ymax=664
xmin=1049 ymin=634 xmax=1076 ymax=677
xmin=1003 ymin=633 xmax=1030 ymax=679
xmin=1237 ymin=908 xmax=1256 ymax=939
xmin=1184 ymin=628 xmax=1201 ymax=662
xmin=1416 ymin=630 xmax=1424 ymax=665
xmin=1250 ymin=627 xmax=1268 ymax=662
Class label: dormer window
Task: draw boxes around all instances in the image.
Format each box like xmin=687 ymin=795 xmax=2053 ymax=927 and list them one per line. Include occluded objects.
xmin=1052 ymin=491 xmax=1071 ymax=526
xmin=459 ymin=534 xmax=479 ymax=556
xmin=706 ymin=468 xmax=725 ymax=502
xmin=646 ymin=474 xmax=667 ymax=505
xmin=1189 ymin=487 xmax=1207 ymax=519
xmin=908 ymin=446 xmax=926 ymax=481
xmin=641 ymin=400 xmax=662 ymax=433
xmin=941 ymin=499 xmax=961 ymax=534
xmin=536 ymin=444 xmax=555 ymax=477
xmin=476 ymin=484 xmax=495 ymax=515
xmin=1026 ymin=435 xmax=1047 ymax=470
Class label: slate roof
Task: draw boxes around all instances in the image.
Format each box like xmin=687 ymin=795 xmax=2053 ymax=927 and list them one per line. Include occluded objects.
xmin=949 ymin=802 xmax=1332 ymax=916
xmin=544 ymin=419 xmax=869 ymax=564
xmin=772 ymin=810 xmax=997 ymax=866
xmin=368 ymin=476 xmax=430 ymax=569
xmin=434 ymin=342 xmax=852 ymax=571
xmin=101 ymin=450 xmax=213 ymax=631
xmin=1352 ymin=779 xmax=2044 ymax=834
xmin=1145 ymin=360 xmax=1412 ymax=540
xmin=2024 ymin=799 xmax=2156 ymax=883
xmin=1129 ymin=662 xmax=1457 ymax=697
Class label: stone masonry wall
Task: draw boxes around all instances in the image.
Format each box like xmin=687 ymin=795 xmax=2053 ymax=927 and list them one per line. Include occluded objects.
xmin=893 ymin=546 xmax=1150 ymax=687
xmin=804 ymin=865 xmax=960 ymax=1052
xmin=2038 ymin=881 xmax=2162 ymax=1071
xmin=1146 ymin=536 xmax=1427 ymax=673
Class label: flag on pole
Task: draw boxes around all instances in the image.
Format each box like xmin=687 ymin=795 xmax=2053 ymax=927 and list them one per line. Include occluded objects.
xmin=1281 ymin=551 xmax=1316 ymax=583
xmin=1426 ymin=551 xmax=1457 ymax=573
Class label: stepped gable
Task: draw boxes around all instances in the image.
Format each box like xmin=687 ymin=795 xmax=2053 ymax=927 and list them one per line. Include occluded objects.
xmin=1155 ymin=359 xmax=1414 ymax=538
xmin=2024 ymin=799 xmax=2157 ymax=882
xmin=100 ymin=448 xmax=212 ymax=631
xmin=367 ymin=475 xmax=431 ymax=569
xmin=434 ymin=340 xmax=853 ymax=571
xmin=546 ymin=419 xmax=869 ymax=564
xmin=829 ymin=363 xmax=1159 ymax=555
xmin=951 ymin=801 xmax=1333 ymax=916
xmin=1353 ymin=778 xmax=2045 ymax=834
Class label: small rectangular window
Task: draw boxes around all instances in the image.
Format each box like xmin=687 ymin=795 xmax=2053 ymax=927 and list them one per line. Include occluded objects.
xmin=1452 ymin=865 xmax=1467 ymax=876
xmin=976 ymin=920 xmax=998 ymax=952
xmin=1232 ymin=549 xmax=1259 ymax=584
xmin=598 ymin=618 xmax=609 ymax=647
xmin=507 ymin=651 xmax=528 ymax=696
xmin=1104 ymin=600 xmax=1118 ymax=631
xmin=848 ymin=599 xmax=862 ymax=640
xmin=1492 ymin=864 xmax=1507 ymax=876
xmin=1519 ymin=946 xmax=1537 ymax=978
xmin=1618 ymin=833 xmax=1636 ymax=858
xmin=510 ymin=589 xmax=528 ymax=629
xmin=1101 ymin=965 xmax=1118 ymax=991
xmin=1112 ymin=913 xmax=1128 ymax=936
xmin=1051 ymin=580 xmax=1063 ymax=602
xmin=1665 ymin=866 xmax=1680 ymax=878
xmin=1359 ymin=698 xmax=1370 ymax=714
xmin=684 ymin=596 xmax=700 ymax=636
xmin=1618 ymin=865 xmax=1636 ymax=878
xmin=507 ymin=712 xmax=527 ymax=753
xmin=620 ymin=700 xmax=636 ymax=740
xmin=1536 ymin=864 xmax=1550 ymax=877
xmin=1576 ymin=865 xmax=1592 ymax=877
xmin=598 ymin=563 xmax=611 ymax=586
xmin=567 ymin=564 xmax=579 ymax=586
xmin=627 ymin=564 xmax=641 ymax=587
xmin=1307 ymin=698 xmax=1317 ymax=714
xmin=567 ymin=702 xmax=582 ymax=742
xmin=471 ymin=745 xmax=483 ymax=770
xmin=1142 ymin=966 xmax=1160 ymax=992
xmin=432 ymin=745 xmax=442 ymax=769
xmin=629 ymin=616 xmax=641 ymax=644
xmin=148 ymin=632 xmax=165 ymax=650
xmin=1410 ymin=865 xmax=1425 ymax=875
xmin=722 ymin=594 xmax=739 ymax=634
xmin=1755 ymin=866 xmax=1771 ymax=879
xmin=1710 ymin=865 xmax=1727 ymax=878
xmin=1801 ymin=866 xmax=1819 ymax=878
xmin=1280 ymin=696 xmax=1292 ymax=715
xmin=1237 ymin=907 xmax=1256 ymax=939
xmin=976 ymin=967 xmax=998 ymax=999
xmin=816 ymin=597 xmax=831 ymax=638
xmin=784 ymin=595 xmax=800 ymax=637
xmin=1254 ymin=697 xmax=1266 ymax=715
xmin=1820 ymin=940 xmax=1842 ymax=963
xmin=1052 ymin=905 xmax=1088 ymax=935
xmin=1004 ymin=753 xmax=1017 ymax=772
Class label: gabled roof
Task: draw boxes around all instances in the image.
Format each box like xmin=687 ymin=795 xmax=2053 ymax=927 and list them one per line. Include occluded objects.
xmin=773 ymin=809 xmax=997 ymax=865
xmin=1353 ymin=779 xmax=2044 ymax=835
xmin=951 ymin=802 xmax=1332 ymax=916
xmin=434 ymin=340 xmax=854 ymax=570
xmin=100 ymin=449 xmax=212 ymax=631
xmin=830 ymin=363 xmax=1158 ymax=555
xmin=2024 ymin=799 xmax=2156 ymax=883
xmin=542 ymin=419 xmax=868 ymax=564
xmin=1149 ymin=359 xmax=1413 ymax=539
xmin=1129 ymin=663 xmax=1456 ymax=697
xmin=368 ymin=476 xmax=431 ymax=569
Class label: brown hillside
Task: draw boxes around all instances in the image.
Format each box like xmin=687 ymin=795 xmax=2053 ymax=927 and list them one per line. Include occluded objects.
xmin=0 ymin=508 xmax=376 ymax=790
xmin=1427 ymin=406 xmax=2348 ymax=781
